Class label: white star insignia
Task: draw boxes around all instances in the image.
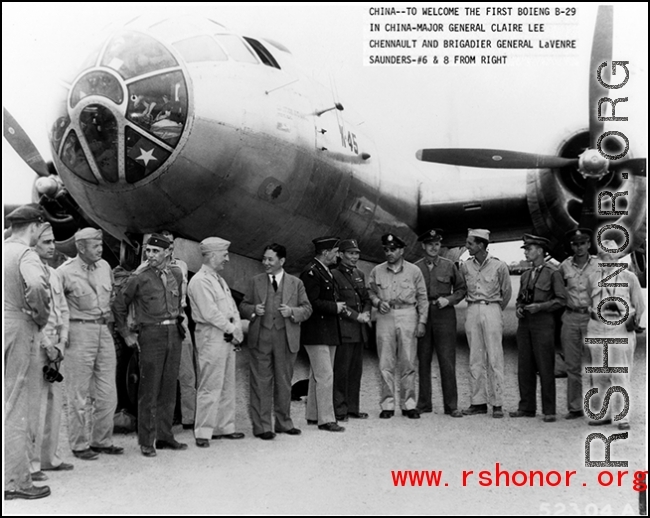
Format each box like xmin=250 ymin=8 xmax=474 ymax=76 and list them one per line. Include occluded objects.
xmin=136 ymin=147 xmax=158 ymax=167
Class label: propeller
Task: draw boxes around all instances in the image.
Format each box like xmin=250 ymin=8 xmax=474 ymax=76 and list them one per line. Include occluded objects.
xmin=3 ymin=107 xmax=49 ymax=177
xmin=415 ymin=6 xmax=646 ymax=231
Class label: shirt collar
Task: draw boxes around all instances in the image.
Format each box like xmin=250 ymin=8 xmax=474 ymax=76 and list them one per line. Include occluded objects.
xmin=387 ymin=261 xmax=404 ymax=274
xmin=269 ymin=269 xmax=285 ymax=284
xmin=425 ymin=256 xmax=440 ymax=267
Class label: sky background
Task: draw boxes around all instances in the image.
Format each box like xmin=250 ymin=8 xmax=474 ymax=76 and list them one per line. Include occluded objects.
xmin=2 ymin=2 xmax=647 ymax=262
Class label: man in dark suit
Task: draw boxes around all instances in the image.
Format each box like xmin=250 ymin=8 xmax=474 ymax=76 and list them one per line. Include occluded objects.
xmin=240 ymin=244 xmax=312 ymax=440
xmin=331 ymin=239 xmax=371 ymax=422
xmin=300 ymin=236 xmax=346 ymax=432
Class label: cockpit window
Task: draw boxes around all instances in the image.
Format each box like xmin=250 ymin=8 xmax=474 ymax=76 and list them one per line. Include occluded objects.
xmin=101 ymin=32 xmax=178 ymax=80
xmin=79 ymin=105 xmax=119 ymax=183
xmin=61 ymin=130 xmax=97 ymax=185
xmin=243 ymin=37 xmax=281 ymax=69
xmin=125 ymin=126 xmax=171 ymax=184
xmin=215 ymin=35 xmax=258 ymax=64
xmin=173 ymin=35 xmax=227 ymax=63
xmin=126 ymin=71 xmax=187 ymax=147
xmin=70 ymin=71 xmax=124 ymax=109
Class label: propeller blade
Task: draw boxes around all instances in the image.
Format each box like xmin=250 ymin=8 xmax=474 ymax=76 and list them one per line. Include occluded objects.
xmin=3 ymin=107 xmax=49 ymax=177
xmin=609 ymin=157 xmax=646 ymax=177
xmin=588 ymin=6 xmax=613 ymax=149
xmin=416 ymin=148 xmax=578 ymax=169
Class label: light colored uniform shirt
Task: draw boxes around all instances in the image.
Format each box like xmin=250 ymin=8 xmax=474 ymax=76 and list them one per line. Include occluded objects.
xmin=58 ymin=256 xmax=114 ymax=321
xmin=559 ymin=255 xmax=599 ymax=310
xmin=460 ymin=254 xmax=512 ymax=310
xmin=42 ymin=266 xmax=70 ymax=345
xmin=368 ymin=260 xmax=429 ymax=325
xmin=4 ymin=238 xmax=51 ymax=327
xmin=586 ymin=267 xmax=645 ymax=324
xmin=188 ymin=265 xmax=243 ymax=342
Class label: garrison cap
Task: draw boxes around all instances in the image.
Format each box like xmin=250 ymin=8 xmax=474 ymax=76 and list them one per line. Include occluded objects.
xmin=5 ymin=204 xmax=45 ymax=225
xmin=468 ymin=228 xmax=490 ymax=242
xmin=521 ymin=233 xmax=551 ymax=250
xmin=200 ymin=236 xmax=230 ymax=254
xmin=565 ymin=228 xmax=592 ymax=244
xmin=146 ymin=233 xmax=171 ymax=249
xmin=339 ymin=239 xmax=361 ymax=252
xmin=418 ymin=229 xmax=443 ymax=243
xmin=312 ymin=236 xmax=340 ymax=252
xmin=75 ymin=227 xmax=103 ymax=242
xmin=36 ymin=222 xmax=54 ymax=239
xmin=381 ymin=233 xmax=406 ymax=249
xmin=599 ymin=239 xmax=619 ymax=253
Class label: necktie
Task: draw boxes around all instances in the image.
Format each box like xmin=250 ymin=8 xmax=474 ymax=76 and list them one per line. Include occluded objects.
xmin=159 ymin=269 xmax=167 ymax=289
xmin=272 ymin=275 xmax=278 ymax=291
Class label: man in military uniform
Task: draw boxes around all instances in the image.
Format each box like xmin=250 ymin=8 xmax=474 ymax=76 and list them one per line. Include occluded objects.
xmin=460 ymin=228 xmax=512 ymax=418
xmin=58 ymin=228 xmax=122 ymax=460
xmin=414 ymin=229 xmax=466 ymax=418
xmin=510 ymin=234 xmax=567 ymax=422
xmin=368 ymin=233 xmax=428 ymax=419
xmin=4 ymin=204 xmax=51 ymax=500
xmin=558 ymin=228 xmax=599 ymax=420
xmin=585 ymin=239 xmax=645 ymax=431
xmin=188 ymin=237 xmax=245 ymax=447
xmin=331 ymin=239 xmax=371 ymax=422
xmin=239 ymin=243 xmax=312 ymax=440
xmin=114 ymin=233 xmax=187 ymax=457
xmin=28 ymin=223 xmax=73 ymax=483
xmin=161 ymin=230 xmax=196 ymax=430
xmin=300 ymin=236 xmax=346 ymax=432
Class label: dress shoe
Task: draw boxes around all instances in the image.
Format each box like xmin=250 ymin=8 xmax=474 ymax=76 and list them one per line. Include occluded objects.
xmin=564 ymin=411 xmax=585 ymax=420
xmin=402 ymin=409 xmax=420 ymax=419
xmin=447 ymin=409 xmax=463 ymax=418
xmin=348 ymin=412 xmax=369 ymax=419
xmin=212 ymin=433 xmax=245 ymax=440
xmin=618 ymin=422 xmax=630 ymax=430
xmin=195 ymin=438 xmax=210 ymax=448
xmin=588 ymin=418 xmax=612 ymax=426
xmin=509 ymin=410 xmax=535 ymax=418
xmin=155 ymin=439 xmax=188 ymax=450
xmin=543 ymin=415 xmax=557 ymax=423
xmin=141 ymin=445 xmax=157 ymax=457
xmin=4 ymin=485 xmax=51 ymax=500
xmin=379 ymin=410 xmax=394 ymax=419
xmin=31 ymin=471 xmax=48 ymax=482
xmin=42 ymin=462 xmax=74 ymax=472
xmin=90 ymin=445 xmax=124 ymax=455
xmin=306 ymin=419 xmax=318 ymax=425
xmin=276 ymin=428 xmax=302 ymax=435
xmin=318 ymin=422 xmax=345 ymax=432
xmin=72 ymin=448 xmax=99 ymax=460
xmin=335 ymin=414 xmax=349 ymax=422
xmin=492 ymin=406 xmax=504 ymax=419
xmin=463 ymin=404 xmax=488 ymax=416
xmin=182 ymin=423 xmax=195 ymax=430
xmin=255 ymin=431 xmax=276 ymax=440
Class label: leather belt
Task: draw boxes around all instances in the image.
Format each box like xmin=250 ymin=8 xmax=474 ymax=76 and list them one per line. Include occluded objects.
xmin=567 ymin=307 xmax=590 ymax=314
xmin=389 ymin=302 xmax=416 ymax=310
xmin=155 ymin=319 xmax=177 ymax=326
xmin=467 ymin=300 xmax=495 ymax=305
xmin=70 ymin=318 xmax=107 ymax=325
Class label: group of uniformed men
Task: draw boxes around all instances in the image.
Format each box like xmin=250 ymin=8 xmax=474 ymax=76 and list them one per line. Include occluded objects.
xmin=4 ymin=203 xmax=644 ymax=501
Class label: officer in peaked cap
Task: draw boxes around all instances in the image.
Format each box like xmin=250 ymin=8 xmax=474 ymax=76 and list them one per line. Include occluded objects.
xmin=558 ymin=227 xmax=598 ymax=420
xmin=414 ymin=229 xmax=466 ymax=418
xmin=369 ymin=233 xmax=428 ymax=419
xmin=5 ymin=204 xmax=51 ymax=500
xmin=5 ymin=203 xmax=46 ymax=225
xmin=300 ymin=236 xmax=346 ymax=432
xmin=331 ymin=239 xmax=372 ymax=422
xmin=381 ymin=233 xmax=406 ymax=249
xmin=460 ymin=228 xmax=511 ymax=418
xmin=520 ymin=233 xmax=551 ymax=250
xmin=511 ymin=233 xmax=567 ymax=422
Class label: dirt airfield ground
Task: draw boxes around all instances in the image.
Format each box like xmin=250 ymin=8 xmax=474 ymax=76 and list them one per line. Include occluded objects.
xmin=4 ymin=278 xmax=647 ymax=515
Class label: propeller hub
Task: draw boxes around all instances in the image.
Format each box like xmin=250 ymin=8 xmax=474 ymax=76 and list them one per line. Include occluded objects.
xmin=578 ymin=149 xmax=609 ymax=179
xmin=35 ymin=175 xmax=62 ymax=198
